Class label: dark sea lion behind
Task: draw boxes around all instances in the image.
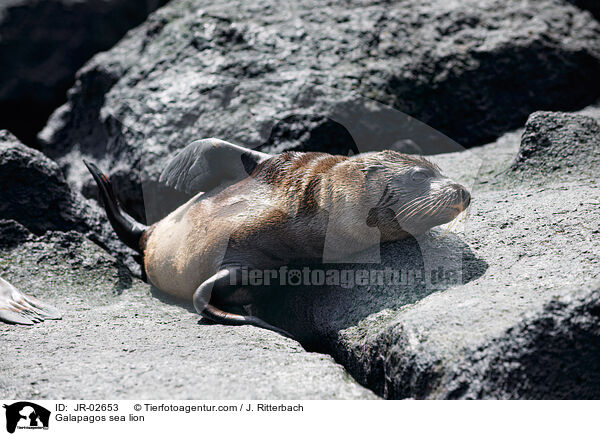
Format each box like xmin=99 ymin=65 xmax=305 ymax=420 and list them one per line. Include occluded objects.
xmin=86 ymin=138 xmax=470 ymax=337
xmin=0 ymin=276 xmax=61 ymax=325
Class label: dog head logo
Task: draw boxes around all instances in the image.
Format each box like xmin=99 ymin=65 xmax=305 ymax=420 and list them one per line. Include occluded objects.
xmin=3 ymin=402 xmax=50 ymax=433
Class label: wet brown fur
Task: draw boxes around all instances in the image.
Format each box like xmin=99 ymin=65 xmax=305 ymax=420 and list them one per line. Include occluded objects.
xmin=142 ymin=150 xmax=462 ymax=304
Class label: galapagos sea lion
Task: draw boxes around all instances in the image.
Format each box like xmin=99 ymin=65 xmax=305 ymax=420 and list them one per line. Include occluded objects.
xmin=85 ymin=138 xmax=471 ymax=337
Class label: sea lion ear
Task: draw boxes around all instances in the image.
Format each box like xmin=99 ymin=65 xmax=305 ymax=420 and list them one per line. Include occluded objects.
xmin=159 ymin=138 xmax=271 ymax=195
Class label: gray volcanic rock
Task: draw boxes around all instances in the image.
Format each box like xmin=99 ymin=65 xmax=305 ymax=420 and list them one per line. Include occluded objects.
xmin=39 ymin=0 xmax=600 ymax=220
xmin=0 ymin=220 xmax=32 ymax=249
xmin=257 ymin=109 xmax=600 ymax=398
xmin=511 ymin=111 xmax=600 ymax=179
xmin=0 ymin=130 xmax=86 ymax=234
xmin=0 ymin=0 xmax=170 ymax=146
xmin=0 ymin=231 xmax=375 ymax=399
xmin=439 ymin=285 xmax=600 ymax=399
xmin=0 ymin=130 xmax=139 ymax=273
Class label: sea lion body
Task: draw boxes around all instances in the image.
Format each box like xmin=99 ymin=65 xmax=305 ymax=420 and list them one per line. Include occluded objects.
xmin=84 ymin=140 xmax=470 ymax=337
xmin=144 ymin=152 xmax=352 ymax=300
xmin=143 ymin=149 xmax=467 ymax=303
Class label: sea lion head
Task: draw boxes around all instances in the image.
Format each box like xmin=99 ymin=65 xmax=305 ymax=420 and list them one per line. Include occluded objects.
xmin=357 ymin=150 xmax=471 ymax=237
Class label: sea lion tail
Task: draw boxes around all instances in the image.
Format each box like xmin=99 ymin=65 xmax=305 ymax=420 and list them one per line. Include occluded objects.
xmin=83 ymin=160 xmax=147 ymax=253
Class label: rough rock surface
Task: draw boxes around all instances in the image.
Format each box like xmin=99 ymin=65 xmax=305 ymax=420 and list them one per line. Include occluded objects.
xmin=439 ymin=285 xmax=600 ymax=399
xmin=0 ymin=0 xmax=169 ymax=145
xmin=38 ymin=0 xmax=600 ymax=220
xmin=511 ymin=112 xmax=600 ymax=179
xmin=0 ymin=231 xmax=375 ymax=399
xmin=255 ymin=108 xmax=600 ymax=398
xmin=0 ymin=220 xmax=31 ymax=249
xmin=0 ymin=130 xmax=87 ymax=235
xmin=0 ymin=130 xmax=139 ymax=273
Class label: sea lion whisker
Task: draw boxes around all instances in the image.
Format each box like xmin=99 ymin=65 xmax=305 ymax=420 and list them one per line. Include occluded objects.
xmin=395 ymin=193 xmax=434 ymax=219
xmin=395 ymin=198 xmax=427 ymax=220
xmin=440 ymin=195 xmax=468 ymax=238
xmin=406 ymin=195 xmax=440 ymax=219
xmin=393 ymin=197 xmax=422 ymax=220
xmin=422 ymin=195 xmax=443 ymax=216
xmin=399 ymin=198 xmax=434 ymax=221
xmin=441 ymin=206 xmax=463 ymax=237
xmin=421 ymin=195 xmax=448 ymax=219
xmin=418 ymin=197 xmax=444 ymax=219
xmin=440 ymin=217 xmax=457 ymax=238
xmin=410 ymin=201 xmax=436 ymax=218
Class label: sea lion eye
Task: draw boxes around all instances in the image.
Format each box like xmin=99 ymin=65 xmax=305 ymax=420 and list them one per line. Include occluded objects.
xmin=410 ymin=168 xmax=431 ymax=183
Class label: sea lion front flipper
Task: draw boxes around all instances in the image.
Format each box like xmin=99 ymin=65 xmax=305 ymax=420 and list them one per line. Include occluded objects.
xmin=159 ymin=138 xmax=272 ymax=196
xmin=192 ymin=269 xmax=293 ymax=339
xmin=0 ymin=277 xmax=61 ymax=325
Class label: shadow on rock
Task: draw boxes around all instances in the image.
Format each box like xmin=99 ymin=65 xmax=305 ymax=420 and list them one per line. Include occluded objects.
xmin=257 ymin=230 xmax=487 ymax=348
xmin=149 ymin=285 xmax=196 ymax=314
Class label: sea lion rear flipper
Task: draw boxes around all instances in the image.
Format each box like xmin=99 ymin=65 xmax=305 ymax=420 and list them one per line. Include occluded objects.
xmin=192 ymin=269 xmax=293 ymax=339
xmin=159 ymin=138 xmax=271 ymax=196
xmin=0 ymin=277 xmax=61 ymax=325
xmin=201 ymin=304 xmax=294 ymax=339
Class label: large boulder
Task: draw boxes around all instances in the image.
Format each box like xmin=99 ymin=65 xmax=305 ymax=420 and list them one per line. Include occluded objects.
xmin=0 ymin=230 xmax=375 ymax=399
xmin=0 ymin=130 xmax=138 ymax=272
xmin=256 ymin=108 xmax=600 ymax=398
xmin=0 ymin=220 xmax=31 ymax=249
xmin=439 ymin=285 xmax=600 ymax=399
xmin=511 ymin=111 xmax=600 ymax=179
xmin=0 ymin=130 xmax=87 ymax=234
xmin=39 ymin=0 xmax=600 ymax=220
xmin=0 ymin=0 xmax=170 ymax=146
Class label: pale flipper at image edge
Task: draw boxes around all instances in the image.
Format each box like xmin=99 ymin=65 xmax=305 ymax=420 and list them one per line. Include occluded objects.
xmin=0 ymin=277 xmax=61 ymax=325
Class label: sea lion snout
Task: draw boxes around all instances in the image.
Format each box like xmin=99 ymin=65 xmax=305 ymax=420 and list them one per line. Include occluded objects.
xmin=459 ymin=185 xmax=471 ymax=208
xmin=434 ymin=181 xmax=471 ymax=221
xmin=388 ymin=174 xmax=470 ymax=235
xmin=448 ymin=183 xmax=471 ymax=211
